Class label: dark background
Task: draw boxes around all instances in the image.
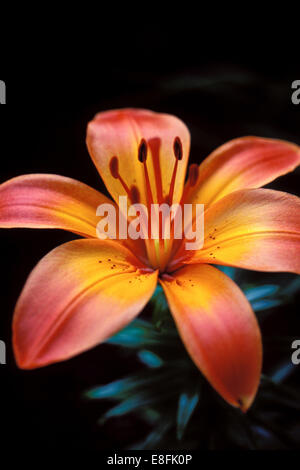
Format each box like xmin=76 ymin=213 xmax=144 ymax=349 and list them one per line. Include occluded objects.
xmin=0 ymin=26 xmax=299 ymax=453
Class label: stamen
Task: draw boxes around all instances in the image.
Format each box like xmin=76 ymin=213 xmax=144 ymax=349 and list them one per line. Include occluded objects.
xmin=130 ymin=185 xmax=140 ymax=204
xmin=157 ymin=137 xmax=184 ymax=271
xmin=180 ymin=163 xmax=199 ymax=205
xmin=138 ymin=139 xmax=148 ymax=163
xmin=167 ymin=137 xmax=183 ymax=205
xmin=148 ymin=137 xmax=171 ymax=270
xmin=137 ymin=138 xmax=158 ymax=268
xmin=148 ymin=138 xmax=163 ymax=204
xmin=170 ymin=164 xmax=200 ymax=269
xmin=188 ymin=164 xmax=199 ymax=187
xmin=160 ymin=273 xmax=175 ymax=282
xmin=138 ymin=139 xmax=154 ymax=207
xmin=173 ymin=136 xmax=183 ymax=160
xmin=109 ymin=156 xmax=131 ymax=198
xmin=109 ymin=156 xmax=119 ymax=179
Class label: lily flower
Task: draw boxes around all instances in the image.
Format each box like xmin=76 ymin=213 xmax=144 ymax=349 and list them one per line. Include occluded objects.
xmin=1 ymin=109 xmax=300 ymax=412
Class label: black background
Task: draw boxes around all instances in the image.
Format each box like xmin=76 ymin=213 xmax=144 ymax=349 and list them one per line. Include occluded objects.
xmin=0 ymin=23 xmax=300 ymax=455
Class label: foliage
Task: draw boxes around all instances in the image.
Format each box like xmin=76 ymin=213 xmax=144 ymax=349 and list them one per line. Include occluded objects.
xmin=86 ymin=269 xmax=300 ymax=449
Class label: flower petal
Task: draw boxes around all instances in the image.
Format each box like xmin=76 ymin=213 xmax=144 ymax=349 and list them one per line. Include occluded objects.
xmin=187 ymin=137 xmax=300 ymax=207
xmin=13 ymin=239 xmax=158 ymax=369
xmin=160 ymin=264 xmax=262 ymax=411
xmin=186 ymin=188 xmax=300 ymax=273
xmin=0 ymin=174 xmax=112 ymax=238
xmin=86 ymin=108 xmax=190 ymax=206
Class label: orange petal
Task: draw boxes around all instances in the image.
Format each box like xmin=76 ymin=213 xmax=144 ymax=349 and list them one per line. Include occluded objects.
xmin=187 ymin=137 xmax=300 ymax=207
xmin=13 ymin=239 xmax=158 ymax=369
xmin=0 ymin=174 xmax=113 ymax=238
xmin=160 ymin=264 xmax=262 ymax=411
xmin=86 ymin=108 xmax=190 ymax=206
xmin=186 ymin=188 xmax=300 ymax=273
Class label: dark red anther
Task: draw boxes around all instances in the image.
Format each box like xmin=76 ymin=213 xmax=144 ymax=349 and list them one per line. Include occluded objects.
xmin=109 ymin=156 xmax=119 ymax=178
xmin=130 ymin=185 xmax=140 ymax=204
xmin=173 ymin=137 xmax=183 ymax=161
xmin=138 ymin=139 xmax=148 ymax=163
xmin=188 ymin=164 xmax=199 ymax=187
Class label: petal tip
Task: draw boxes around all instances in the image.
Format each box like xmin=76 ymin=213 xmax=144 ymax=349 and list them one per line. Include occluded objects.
xmin=236 ymin=396 xmax=252 ymax=413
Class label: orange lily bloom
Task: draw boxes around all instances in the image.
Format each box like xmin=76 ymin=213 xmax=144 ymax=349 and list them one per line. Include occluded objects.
xmin=1 ymin=109 xmax=300 ymax=412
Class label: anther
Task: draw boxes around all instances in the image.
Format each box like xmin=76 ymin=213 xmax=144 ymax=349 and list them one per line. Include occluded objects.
xmin=188 ymin=164 xmax=199 ymax=187
xmin=130 ymin=185 xmax=140 ymax=204
xmin=138 ymin=139 xmax=148 ymax=163
xmin=109 ymin=156 xmax=119 ymax=178
xmin=160 ymin=273 xmax=175 ymax=282
xmin=138 ymin=138 xmax=153 ymax=207
xmin=167 ymin=137 xmax=183 ymax=205
xmin=173 ymin=137 xmax=183 ymax=160
xmin=109 ymin=156 xmax=131 ymax=198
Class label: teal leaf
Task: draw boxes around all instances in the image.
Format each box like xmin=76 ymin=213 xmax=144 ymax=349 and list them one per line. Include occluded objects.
xmin=138 ymin=350 xmax=164 ymax=368
xmin=217 ymin=265 xmax=236 ymax=279
xmin=270 ymin=361 xmax=297 ymax=384
xmin=281 ymin=276 xmax=300 ymax=297
xmin=107 ymin=319 xmax=162 ymax=348
xmin=128 ymin=420 xmax=173 ymax=450
xmin=151 ymin=285 xmax=175 ymax=332
xmin=99 ymin=386 xmax=178 ymax=423
xmin=251 ymin=298 xmax=282 ymax=312
xmin=245 ymin=284 xmax=279 ymax=302
xmin=86 ymin=369 xmax=181 ymax=401
xmin=176 ymin=390 xmax=200 ymax=440
xmin=86 ymin=374 xmax=164 ymax=400
xmin=99 ymin=393 xmax=154 ymax=422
